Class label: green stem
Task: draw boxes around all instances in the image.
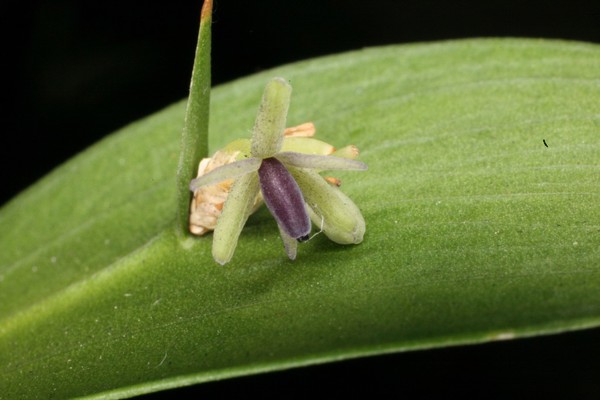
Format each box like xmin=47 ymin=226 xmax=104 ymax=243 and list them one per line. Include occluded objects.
xmin=176 ymin=0 xmax=212 ymax=236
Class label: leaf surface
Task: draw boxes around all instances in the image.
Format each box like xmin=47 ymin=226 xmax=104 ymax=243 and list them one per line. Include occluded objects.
xmin=1 ymin=39 xmax=599 ymax=399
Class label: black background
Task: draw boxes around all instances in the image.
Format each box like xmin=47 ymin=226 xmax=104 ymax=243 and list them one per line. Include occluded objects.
xmin=4 ymin=0 xmax=600 ymax=398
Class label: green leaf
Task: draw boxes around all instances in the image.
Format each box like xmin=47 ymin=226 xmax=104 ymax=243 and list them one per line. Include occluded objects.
xmin=1 ymin=38 xmax=599 ymax=399
xmin=176 ymin=0 xmax=212 ymax=235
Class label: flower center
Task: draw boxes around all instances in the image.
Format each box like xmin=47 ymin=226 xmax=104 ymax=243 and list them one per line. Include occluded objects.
xmin=258 ymin=157 xmax=311 ymax=241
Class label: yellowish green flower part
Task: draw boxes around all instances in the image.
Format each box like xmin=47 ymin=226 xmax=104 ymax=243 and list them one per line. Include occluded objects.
xmin=189 ymin=78 xmax=367 ymax=265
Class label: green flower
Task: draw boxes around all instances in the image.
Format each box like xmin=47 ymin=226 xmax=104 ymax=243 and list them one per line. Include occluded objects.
xmin=190 ymin=78 xmax=367 ymax=265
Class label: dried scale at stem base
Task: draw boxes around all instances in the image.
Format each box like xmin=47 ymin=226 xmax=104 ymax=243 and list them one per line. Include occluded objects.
xmin=189 ymin=78 xmax=368 ymax=264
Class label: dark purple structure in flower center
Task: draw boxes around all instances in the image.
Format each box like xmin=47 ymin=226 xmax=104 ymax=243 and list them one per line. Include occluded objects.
xmin=258 ymin=157 xmax=311 ymax=241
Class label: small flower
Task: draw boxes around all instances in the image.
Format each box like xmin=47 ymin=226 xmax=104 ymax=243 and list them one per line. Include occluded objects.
xmin=188 ymin=122 xmax=323 ymax=236
xmin=189 ymin=78 xmax=367 ymax=265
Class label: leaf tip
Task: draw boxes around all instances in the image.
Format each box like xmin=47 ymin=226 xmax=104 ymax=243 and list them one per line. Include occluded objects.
xmin=201 ymin=0 xmax=213 ymax=22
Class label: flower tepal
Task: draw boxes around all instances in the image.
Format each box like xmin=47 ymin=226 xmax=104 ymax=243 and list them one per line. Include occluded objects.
xmin=189 ymin=77 xmax=367 ymax=264
xmin=258 ymin=157 xmax=311 ymax=241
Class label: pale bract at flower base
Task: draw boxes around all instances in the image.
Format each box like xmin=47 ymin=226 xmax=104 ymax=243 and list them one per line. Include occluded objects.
xmin=189 ymin=78 xmax=367 ymax=265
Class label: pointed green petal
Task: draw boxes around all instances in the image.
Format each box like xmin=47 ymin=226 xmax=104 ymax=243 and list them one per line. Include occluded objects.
xmin=250 ymin=78 xmax=292 ymax=158
xmin=332 ymin=144 xmax=360 ymax=159
xmin=276 ymin=152 xmax=368 ymax=171
xmin=212 ymin=172 xmax=260 ymax=265
xmin=222 ymin=138 xmax=252 ymax=156
xmin=281 ymin=137 xmax=335 ymax=155
xmin=277 ymin=224 xmax=298 ymax=260
xmin=289 ymin=168 xmax=365 ymax=245
xmin=189 ymin=157 xmax=261 ymax=191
